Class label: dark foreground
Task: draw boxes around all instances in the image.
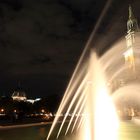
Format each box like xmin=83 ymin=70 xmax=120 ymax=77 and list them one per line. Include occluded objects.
xmin=0 ymin=120 xmax=140 ymax=140
xmin=0 ymin=122 xmax=52 ymax=140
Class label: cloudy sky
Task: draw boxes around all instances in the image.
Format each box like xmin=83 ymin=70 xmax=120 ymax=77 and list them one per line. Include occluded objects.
xmin=0 ymin=0 xmax=139 ymax=98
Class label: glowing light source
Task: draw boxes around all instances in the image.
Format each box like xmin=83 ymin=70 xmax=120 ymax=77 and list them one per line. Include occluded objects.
xmin=1 ymin=108 xmax=4 ymax=112
xmin=124 ymin=48 xmax=135 ymax=66
xmin=14 ymin=109 xmax=17 ymax=113
xmin=94 ymin=90 xmax=119 ymax=140
xmin=41 ymin=109 xmax=45 ymax=113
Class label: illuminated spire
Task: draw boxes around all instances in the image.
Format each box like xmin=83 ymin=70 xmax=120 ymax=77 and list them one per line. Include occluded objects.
xmin=129 ymin=5 xmax=134 ymax=19
xmin=127 ymin=5 xmax=139 ymax=32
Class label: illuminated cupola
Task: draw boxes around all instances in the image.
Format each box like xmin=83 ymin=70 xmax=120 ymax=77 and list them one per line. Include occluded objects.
xmin=12 ymin=83 xmax=27 ymax=101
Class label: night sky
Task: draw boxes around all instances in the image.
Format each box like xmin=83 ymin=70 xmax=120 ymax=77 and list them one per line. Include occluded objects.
xmin=0 ymin=0 xmax=139 ymax=98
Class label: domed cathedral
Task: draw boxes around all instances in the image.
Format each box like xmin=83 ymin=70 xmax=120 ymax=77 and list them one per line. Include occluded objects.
xmin=12 ymin=82 xmax=27 ymax=101
xmin=124 ymin=5 xmax=140 ymax=79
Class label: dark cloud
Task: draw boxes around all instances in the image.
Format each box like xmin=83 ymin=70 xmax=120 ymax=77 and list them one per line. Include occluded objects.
xmin=0 ymin=0 xmax=139 ymax=97
xmin=31 ymin=55 xmax=51 ymax=65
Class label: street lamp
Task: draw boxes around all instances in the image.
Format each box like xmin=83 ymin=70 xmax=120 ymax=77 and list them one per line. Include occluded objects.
xmin=41 ymin=109 xmax=45 ymax=113
xmin=1 ymin=108 xmax=4 ymax=113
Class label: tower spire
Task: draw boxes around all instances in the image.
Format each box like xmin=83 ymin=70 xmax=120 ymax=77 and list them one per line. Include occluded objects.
xmin=127 ymin=5 xmax=139 ymax=33
xmin=129 ymin=5 xmax=134 ymax=19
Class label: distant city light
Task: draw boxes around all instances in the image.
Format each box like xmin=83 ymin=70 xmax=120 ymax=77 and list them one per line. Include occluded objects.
xmin=26 ymin=99 xmax=35 ymax=104
xmin=35 ymin=98 xmax=41 ymax=101
xmin=12 ymin=96 xmax=27 ymax=101
xmin=41 ymin=109 xmax=45 ymax=113
xmin=1 ymin=108 xmax=4 ymax=112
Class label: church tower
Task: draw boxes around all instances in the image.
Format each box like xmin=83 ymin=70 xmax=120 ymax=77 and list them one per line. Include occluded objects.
xmin=124 ymin=5 xmax=140 ymax=72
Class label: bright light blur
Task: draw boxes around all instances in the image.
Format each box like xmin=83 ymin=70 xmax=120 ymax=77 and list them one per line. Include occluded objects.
xmin=82 ymin=115 xmax=92 ymax=140
xmin=124 ymin=48 xmax=135 ymax=69
xmin=89 ymin=53 xmax=119 ymax=140
xmin=94 ymin=89 xmax=119 ymax=140
xmin=1 ymin=108 xmax=4 ymax=112
xmin=75 ymin=53 xmax=119 ymax=140
xmin=41 ymin=109 xmax=45 ymax=113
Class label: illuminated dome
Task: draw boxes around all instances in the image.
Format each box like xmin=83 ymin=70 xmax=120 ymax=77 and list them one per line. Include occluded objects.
xmin=12 ymin=87 xmax=27 ymax=101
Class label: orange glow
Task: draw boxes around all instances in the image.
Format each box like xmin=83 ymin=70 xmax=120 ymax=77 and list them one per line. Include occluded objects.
xmin=1 ymin=109 xmax=4 ymax=112
xmin=124 ymin=48 xmax=135 ymax=69
xmin=41 ymin=109 xmax=45 ymax=113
